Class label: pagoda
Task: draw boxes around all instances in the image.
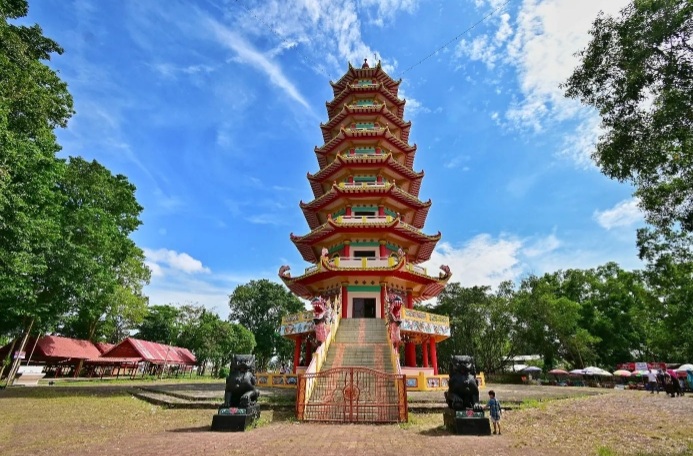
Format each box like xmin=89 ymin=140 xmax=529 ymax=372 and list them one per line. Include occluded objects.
xmin=278 ymin=59 xmax=451 ymax=385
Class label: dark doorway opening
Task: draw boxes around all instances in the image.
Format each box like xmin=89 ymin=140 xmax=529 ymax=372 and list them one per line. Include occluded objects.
xmin=352 ymin=298 xmax=377 ymax=318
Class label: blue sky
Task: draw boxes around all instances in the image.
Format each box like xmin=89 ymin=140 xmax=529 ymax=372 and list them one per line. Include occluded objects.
xmin=22 ymin=0 xmax=642 ymax=317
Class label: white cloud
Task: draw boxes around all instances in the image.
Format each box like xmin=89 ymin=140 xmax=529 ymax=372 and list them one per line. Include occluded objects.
xmin=424 ymin=235 xmax=524 ymax=288
xmin=423 ymin=232 xmax=565 ymax=288
xmin=146 ymin=261 xmax=165 ymax=278
xmin=594 ymin=198 xmax=644 ymax=230
xmin=459 ymin=0 xmax=630 ymax=165
xmin=144 ymin=248 xmax=211 ymax=274
xmin=204 ymin=18 xmax=311 ymax=110
xmin=523 ymin=233 xmax=560 ymax=258
xmin=443 ymin=154 xmax=470 ymax=169
xmin=230 ymin=0 xmax=417 ymax=78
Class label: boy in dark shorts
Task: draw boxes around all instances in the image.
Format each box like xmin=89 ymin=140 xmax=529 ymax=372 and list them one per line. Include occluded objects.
xmin=487 ymin=390 xmax=502 ymax=435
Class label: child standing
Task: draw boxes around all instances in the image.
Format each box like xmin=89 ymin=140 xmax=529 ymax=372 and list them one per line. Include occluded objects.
xmin=487 ymin=390 xmax=502 ymax=435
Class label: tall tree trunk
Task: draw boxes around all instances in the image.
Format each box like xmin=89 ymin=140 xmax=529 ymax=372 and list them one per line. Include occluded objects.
xmin=6 ymin=318 xmax=35 ymax=386
xmin=2 ymin=336 xmax=19 ymax=378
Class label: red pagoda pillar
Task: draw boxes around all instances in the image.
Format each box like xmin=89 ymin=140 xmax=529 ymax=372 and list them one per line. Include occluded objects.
xmin=293 ymin=335 xmax=303 ymax=374
xmin=341 ymin=284 xmax=348 ymax=319
xmin=430 ymin=338 xmax=438 ymax=375
xmin=379 ymin=240 xmax=387 ymax=259
xmin=422 ymin=338 xmax=429 ymax=368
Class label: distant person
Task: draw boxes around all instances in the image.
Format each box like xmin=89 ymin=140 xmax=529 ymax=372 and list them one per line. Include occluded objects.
xmin=279 ymin=363 xmax=288 ymax=374
xmin=486 ymin=390 xmax=502 ymax=435
xmin=647 ymin=369 xmax=658 ymax=394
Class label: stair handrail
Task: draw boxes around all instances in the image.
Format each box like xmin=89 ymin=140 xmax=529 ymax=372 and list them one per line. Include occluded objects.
xmin=385 ymin=319 xmax=402 ymax=375
xmin=300 ymin=297 xmax=341 ymax=412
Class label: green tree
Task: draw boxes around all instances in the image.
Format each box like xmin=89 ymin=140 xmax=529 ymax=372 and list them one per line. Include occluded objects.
xmin=56 ymin=157 xmax=148 ymax=341
xmin=0 ymin=0 xmax=74 ymax=382
xmin=228 ymin=279 xmax=304 ymax=370
xmin=428 ymin=283 xmax=515 ymax=374
xmin=563 ymin=0 xmax=693 ymax=231
xmin=637 ymin=228 xmax=693 ymax=362
xmin=582 ymin=263 xmax=651 ymax=368
xmin=136 ymin=305 xmax=182 ymax=345
xmin=512 ymin=273 xmax=599 ymax=369
xmin=178 ymin=308 xmax=255 ymax=375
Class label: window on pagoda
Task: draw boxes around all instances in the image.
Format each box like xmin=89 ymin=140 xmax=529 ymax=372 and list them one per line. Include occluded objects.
xmin=354 ymin=98 xmax=375 ymax=106
xmin=353 ymin=209 xmax=376 ymax=217
xmin=353 ymin=249 xmax=376 ymax=258
xmin=354 ymin=122 xmax=374 ymax=130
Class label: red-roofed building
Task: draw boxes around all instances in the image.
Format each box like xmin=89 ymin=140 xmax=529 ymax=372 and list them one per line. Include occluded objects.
xmin=97 ymin=337 xmax=196 ymax=378
xmin=101 ymin=337 xmax=196 ymax=364
xmin=0 ymin=335 xmax=102 ymax=364
xmin=94 ymin=342 xmax=115 ymax=354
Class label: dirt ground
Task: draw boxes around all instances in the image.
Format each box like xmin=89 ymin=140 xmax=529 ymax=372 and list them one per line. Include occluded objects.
xmin=1 ymin=384 xmax=691 ymax=456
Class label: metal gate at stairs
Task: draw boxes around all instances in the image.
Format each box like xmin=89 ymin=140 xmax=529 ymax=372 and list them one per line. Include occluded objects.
xmin=296 ymin=367 xmax=408 ymax=423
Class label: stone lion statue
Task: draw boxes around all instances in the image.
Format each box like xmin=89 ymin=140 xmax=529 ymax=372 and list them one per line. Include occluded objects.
xmin=223 ymin=354 xmax=260 ymax=409
xmin=445 ymin=355 xmax=480 ymax=410
xmin=311 ymin=296 xmax=329 ymax=345
xmin=387 ymin=293 xmax=403 ymax=351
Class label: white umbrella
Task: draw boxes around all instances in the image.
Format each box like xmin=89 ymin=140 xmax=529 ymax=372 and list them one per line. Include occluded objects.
xmin=675 ymin=363 xmax=693 ymax=372
xmin=569 ymin=369 xmax=585 ymax=375
xmin=583 ymin=366 xmax=613 ymax=377
xmin=522 ymin=366 xmax=542 ymax=373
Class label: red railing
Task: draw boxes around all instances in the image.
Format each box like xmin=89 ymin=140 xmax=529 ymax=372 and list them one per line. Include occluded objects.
xmin=296 ymin=367 xmax=407 ymax=423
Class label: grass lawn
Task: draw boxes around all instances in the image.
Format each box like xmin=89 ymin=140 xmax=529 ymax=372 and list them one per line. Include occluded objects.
xmin=1 ymin=385 xmax=692 ymax=456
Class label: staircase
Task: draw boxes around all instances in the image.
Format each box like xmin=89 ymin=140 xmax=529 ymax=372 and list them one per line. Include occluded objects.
xmin=321 ymin=318 xmax=395 ymax=373
xmin=300 ymin=318 xmax=406 ymax=423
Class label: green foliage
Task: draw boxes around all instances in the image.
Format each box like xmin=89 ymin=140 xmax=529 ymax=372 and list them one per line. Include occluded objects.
xmin=0 ymin=0 xmax=73 ymax=335
xmin=136 ymin=305 xmax=182 ymax=345
xmin=218 ymin=366 xmax=229 ymax=379
xmin=178 ymin=307 xmax=256 ymax=374
xmin=427 ymin=283 xmax=514 ymax=374
xmin=56 ymin=157 xmax=148 ymax=342
xmin=228 ymin=279 xmax=304 ymax=370
xmin=637 ymin=228 xmax=693 ymax=362
xmin=563 ymin=0 xmax=693 ymax=232
xmin=1 ymin=2 xmax=149 ymax=353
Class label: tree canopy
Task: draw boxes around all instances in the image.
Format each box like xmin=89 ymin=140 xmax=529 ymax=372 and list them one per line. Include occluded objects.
xmin=0 ymin=0 xmax=75 ymax=338
xmin=228 ymin=279 xmax=305 ymax=370
xmin=563 ymin=0 xmax=693 ymax=232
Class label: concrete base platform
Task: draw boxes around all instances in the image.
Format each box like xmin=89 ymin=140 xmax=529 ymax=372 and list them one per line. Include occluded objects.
xmin=211 ymin=405 xmax=260 ymax=432
xmin=443 ymin=409 xmax=491 ymax=436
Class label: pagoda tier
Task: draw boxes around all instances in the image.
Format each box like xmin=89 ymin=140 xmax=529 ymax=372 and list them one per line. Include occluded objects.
xmin=315 ymin=128 xmax=416 ymax=169
xmin=299 ymin=183 xmax=431 ymax=230
xmin=279 ymin=257 xmax=451 ymax=302
xmin=320 ymin=103 xmax=412 ymax=144
xmin=307 ymin=152 xmax=424 ymax=198
xmin=326 ymin=83 xmax=406 ymax=122
xmin=329 ymin=61 xmax=401 ymax=98
xmin=290 ymin=215 xmax=442 ymax=263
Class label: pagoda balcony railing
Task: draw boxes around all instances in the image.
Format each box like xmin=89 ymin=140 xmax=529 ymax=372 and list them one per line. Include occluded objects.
xmin=304 ymin=257 xmax=428 ymax=275
xmin=335 ymin=214 xmax=393 ymax=224
xmin=337 ymin=181 xmax=390 ymax=190
xmin=339 ymin=148 xmax=392 ymax=157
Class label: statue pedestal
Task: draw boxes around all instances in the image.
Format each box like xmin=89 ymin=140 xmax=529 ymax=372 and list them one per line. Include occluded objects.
xmin=443 ymin=409 xmax=491 ymax=436
xmin=211 ymin=405 xmax=260 ymax=432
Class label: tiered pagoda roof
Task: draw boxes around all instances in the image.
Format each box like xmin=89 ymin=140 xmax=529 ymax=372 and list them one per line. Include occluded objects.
xmin=306 ymin=153 xmax=424 ymax=198
xmin=279 ymin=60 xmax=450 ymax=304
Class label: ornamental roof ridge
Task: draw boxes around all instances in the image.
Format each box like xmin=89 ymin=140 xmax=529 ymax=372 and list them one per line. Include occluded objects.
xmin=326 ymin=105 xmax=411 ymax=131
xmin=314 ymin=128 xmax=417 ymax=156
xmin=331 ymin=61 xmax=402 ymax=93
xmin=326 ymin=82 xmax=404 ymax=110
xmin=300 ymin=183 xmax=431 ymax=212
